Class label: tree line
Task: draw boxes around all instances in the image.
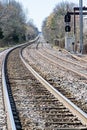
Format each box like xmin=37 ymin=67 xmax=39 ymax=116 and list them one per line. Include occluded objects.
xmin=0 ymin=1 xmax=38 ymax=46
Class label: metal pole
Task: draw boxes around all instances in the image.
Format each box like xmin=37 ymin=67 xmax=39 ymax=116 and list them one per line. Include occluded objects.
xmin=74 ymin=8 xmax=76 ymax=35
xmin=79 ymin=0 xmax=83 ymax=54
xmin=74 ymin=8 xmax=76 ymax=53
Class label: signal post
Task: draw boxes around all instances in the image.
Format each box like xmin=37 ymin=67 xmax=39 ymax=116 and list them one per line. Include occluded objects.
xmin=64 ymin=1 xmax=87 ymax=53
xmin=64 ymin=12 xmax=75 ymax=52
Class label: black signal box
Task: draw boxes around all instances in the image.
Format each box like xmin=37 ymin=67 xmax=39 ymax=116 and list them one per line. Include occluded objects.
xmin=64 ymin=12 xmax=71 ymax=22
xmin=65 ymin=25 xmax=71 ymax=32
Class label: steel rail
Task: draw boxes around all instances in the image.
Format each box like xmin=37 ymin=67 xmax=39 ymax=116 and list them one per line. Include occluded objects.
xmin=2 ymin=48 xmax=17 ymax=130
xmin=37 ymin=51 xmax=87 ymax=79
xmin=42 ymin=48 xmax=87 ymax=69
xmin=20 ymin=50 xmax=87 ymax=127
xmin=64 ymin=49 xmax=87 ymax=63
xmin=1 ymin=36 xmax=39 ymax=130
xmin=43 ymin=43 xmax=87 ymax=63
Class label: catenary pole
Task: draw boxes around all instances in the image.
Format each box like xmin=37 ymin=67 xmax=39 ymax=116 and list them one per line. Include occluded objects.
xmin=79 ymin=0 xmax=83 ymax=54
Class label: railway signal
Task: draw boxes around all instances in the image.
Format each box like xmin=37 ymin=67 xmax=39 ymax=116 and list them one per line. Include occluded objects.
xmin=64 ymin=12 xmax=71 ymax=22
xmin=64 ymin=12 xmax=71 ymax=32
xmin=65 ymin=25 xmax=71 ymax=32
xmin=64 ymin=1 xmax=87 ymax=53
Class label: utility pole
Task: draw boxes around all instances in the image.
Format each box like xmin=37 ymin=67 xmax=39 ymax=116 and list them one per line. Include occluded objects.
xmin=79 ymin=0 xmax=83 ymax=54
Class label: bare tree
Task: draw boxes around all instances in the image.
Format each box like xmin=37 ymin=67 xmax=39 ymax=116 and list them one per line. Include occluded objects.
xmin=42 ymin=2 xmax=76 ymax=46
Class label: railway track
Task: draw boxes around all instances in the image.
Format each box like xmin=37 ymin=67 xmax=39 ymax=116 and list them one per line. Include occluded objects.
xmin=36 ymin=49 xmax=87 ymax=79
xmin=24 ymin=42 xmax=87 ymax=82
xmin=64 ymin=49 xmax=87 ymax=63
xmin=41 ymin=41 xmax=87 ymax=67
xmin=42 ymin=48 xmax=87 ymax=69
xmin=23 ymin=42 xmax=87 ymax=111
xmin=0 ymin=49 xmax=11 ymax=130
xmin=1 ymin=39 xmax=87 ymax=129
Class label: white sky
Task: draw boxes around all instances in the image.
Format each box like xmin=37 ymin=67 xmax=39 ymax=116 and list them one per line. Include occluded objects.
xmin=15 ymin=0 xmax=87 ymax=31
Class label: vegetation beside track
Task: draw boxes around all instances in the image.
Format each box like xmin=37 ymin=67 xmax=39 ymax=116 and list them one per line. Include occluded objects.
xmin=0 ymin=1 xmax=39 ymax=47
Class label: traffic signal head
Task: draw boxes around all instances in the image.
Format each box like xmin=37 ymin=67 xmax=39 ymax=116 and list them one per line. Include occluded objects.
xmin=64 ymin=12 xmax=71 ymax=22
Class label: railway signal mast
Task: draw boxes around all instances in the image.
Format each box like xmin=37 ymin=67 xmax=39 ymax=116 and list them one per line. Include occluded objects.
xmin=64 ymin=11 xmax=74 ymax=52
xmin=64 ymin=0 xmax=84 ymax=53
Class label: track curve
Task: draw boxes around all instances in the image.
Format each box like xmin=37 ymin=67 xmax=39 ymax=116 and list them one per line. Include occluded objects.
xmin=2 ymin=37 xmax=87 ymax=129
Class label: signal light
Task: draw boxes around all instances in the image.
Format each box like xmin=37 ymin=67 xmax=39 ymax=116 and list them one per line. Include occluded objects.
xmin=64 ymin=12 xmax=71 ymax=22
xmin=65 ymin=25 xmax=71 ymax=32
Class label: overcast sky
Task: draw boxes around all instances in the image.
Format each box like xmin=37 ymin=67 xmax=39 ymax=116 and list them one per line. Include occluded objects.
xmin=15 ymin=0 xmax=87 ymax=31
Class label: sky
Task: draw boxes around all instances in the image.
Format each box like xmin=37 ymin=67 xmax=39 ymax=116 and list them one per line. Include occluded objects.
xmin=15 ymin=0 xmax=87 ymax=31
